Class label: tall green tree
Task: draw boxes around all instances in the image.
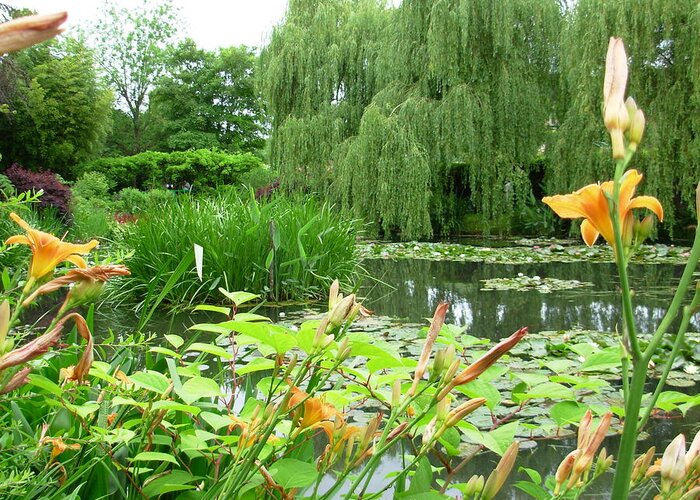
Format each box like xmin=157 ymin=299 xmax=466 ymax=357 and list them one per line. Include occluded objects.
xmin=92 ymin=0 xmax=180 ymax=154
xmin=0 ymin=38 xmax=112 ymax=177
xmin=147 ymin=39 xmax=266 ymax=153
xmin=261 ymin=0 xmax=561 ymax=239
xmin=548 ymin=0 xmax=700 ymax=236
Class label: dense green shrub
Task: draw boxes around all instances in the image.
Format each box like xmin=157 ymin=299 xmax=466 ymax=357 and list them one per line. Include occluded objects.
xmin=77 ymin=149 xmax=265 ymax=191
xmin=71 ymin=171 xmax=113 ymax=200
xmin=115 ymin=192 xmax=360 ymax=306
xmin=70 ymin=197 xmax=112 ymax=240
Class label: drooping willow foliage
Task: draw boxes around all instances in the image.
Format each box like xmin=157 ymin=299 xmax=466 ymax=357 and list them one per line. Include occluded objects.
xmin=261 ymin=0 xmax=699 ymax=239
xmin=550 ymin=0 xmax=700 ymax=237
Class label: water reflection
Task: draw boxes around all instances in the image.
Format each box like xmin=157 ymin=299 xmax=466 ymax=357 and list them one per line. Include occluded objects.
xmin=363 ymin=259 xmax=691 ymax=339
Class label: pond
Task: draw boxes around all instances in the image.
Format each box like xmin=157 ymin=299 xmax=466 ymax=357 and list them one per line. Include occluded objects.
xmin=93 ymin=252 xmax=699 ymax=498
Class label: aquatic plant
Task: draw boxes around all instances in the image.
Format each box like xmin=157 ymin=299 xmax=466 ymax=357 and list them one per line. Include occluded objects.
xmin=116 ymin=191 xmax=361 ymax=306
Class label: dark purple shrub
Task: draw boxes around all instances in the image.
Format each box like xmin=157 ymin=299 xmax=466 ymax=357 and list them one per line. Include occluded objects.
xmin=5 ymin=164 xmax=71 ymax=216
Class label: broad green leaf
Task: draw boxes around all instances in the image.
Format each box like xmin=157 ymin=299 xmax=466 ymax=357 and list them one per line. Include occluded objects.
xmin=149 ymin=346 xmax=181 ymax=358
xmin=236 ymin=357 xmax=275 ymax=375
xmin=27 ymin=374 xmax=63 ymax=397
xmin=178 ymin=376 xmax=222 ymax=404
xmin=406 ymin=456 xmax=432 ymax=494
xmin=580 ymin=347 xmax=621 ymax=372
xmin=514 ymin=382 xmax=574 ymax=401
xmin=482 ymin=422 xmax=519 ymax=455
xmin=111 ymin=396 xmax=146 ymax=408
xmin=151 ymin=400 xmax=201 ymax=415
xmin=656 ymin=391 xmax=690 ymax=411
xmin=185 ymin=342 xmax=233 ymax=360
xmin=268 ymin=458 xmax=318 ymax=489
xmin=102 ymin=428 xmax=136 ymax=445
xmin=218 ymin=289 xmax=260 ymax=306
xmin=201 ymin=411 xmax=233 ymax=431
xmin=131 ymin=452 xmax=178 ymax=465
xmin=129 ymin=370 xmax=170 ymax=394
xmin=164 ymin=334 xmax=184 ymax=349
xmin=457 ymin=379 xmax=502 ymax=410
xmin=234 ymin=313 xmax=271 ymax=322
xmin=194 ymin=304 xmax=231 ymax=315
xmin=550 ymin=401 xmax=588 ymax=426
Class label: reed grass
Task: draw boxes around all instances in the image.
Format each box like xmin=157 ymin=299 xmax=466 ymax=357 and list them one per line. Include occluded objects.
xmin=114 ymin=191 xmax=361 ymax=307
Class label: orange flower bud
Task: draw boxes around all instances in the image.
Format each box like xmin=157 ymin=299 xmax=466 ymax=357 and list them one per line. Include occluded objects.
xmin=661 ymin=434 xmax=686 ymax=491
xmin=482 ymin=441 xmax=519 ymax=499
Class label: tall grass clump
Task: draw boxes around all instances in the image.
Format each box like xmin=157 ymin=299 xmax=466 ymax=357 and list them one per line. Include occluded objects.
xmin=116 ymin=191 xmax=360 ymax=307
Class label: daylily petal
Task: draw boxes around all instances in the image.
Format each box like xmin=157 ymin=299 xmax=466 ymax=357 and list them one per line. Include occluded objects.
xmin=9 ymin=212 xmax=31 ymax=231
xmin=617 ymin=170 xmax=643 ymax=212
xmin=5 ymin=235 xmax=31 ymax=246
xmin=542 ymin=193 xmax=590 ymax=219
xmin=65 ymin=255 xmax=88 ymax=269
xmin=628 ymin=196 xmax=663 ymax=221
xmin=580 ymin=220 xmax=600 ymax=247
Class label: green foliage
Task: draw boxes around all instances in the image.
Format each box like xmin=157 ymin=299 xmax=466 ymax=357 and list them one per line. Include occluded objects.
xmin=261 ymin=0 xmax=561 ymax=239
xmin=0 ymin=39 xmax=112 ymax=177
xmin=238 ymin=165 xmax=278 ymax=190
xmin=91 ymin=0 xmax=180 ymax=153
xmin=77 ymin=149 xmax=264 ymax=191
xmin=70 ymin=197 xmax=112 ymax=240
xmin=115 ymin=192 xmax=360 ymax=306
xmin=549 ymin=0 xmax=700 ymax=237
xmin=113 ymin=187 xmax=148 ymax=214
xmin=71 ymin=172 xmax=112 ymax=201
xmin=147 ymin=39 xmax=266 ymax=153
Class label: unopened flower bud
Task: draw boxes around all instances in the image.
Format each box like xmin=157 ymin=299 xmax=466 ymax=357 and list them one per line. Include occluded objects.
xmin=328 ymin=294 xmax=356 ymax=328
xmin=391 ymin=379 xmax=402 ymax=407
xmin=444 ymin=397 xmax=486 ymax=428
xmin=661 ymin=434 xmax=686 ymax=491
xmin=555 ymin=450 xmax=579 ymax=494
xmin=631 ymin=446 xmax=655 ymax=485
xmin=636 ymin=215 xmax=655 ymax=242
xmin=0 ymin=300 xmax=9 ymax=347
xmin=336 ymin=337 xmax=351 ymax=361
xmin=595 ymin=448 xmax=613 ymax=476
xmin=482 ymin=441 xmax=519 ymax=499
xmin=622 ymin=211 xmax=635 ymax=248
xmin=628 ymin=108 xmax=645 ymax=150
xmin=463 ymin=474 xmax=484 ymax=497
xmin=436 ymin=397 xmax=450 ymax=422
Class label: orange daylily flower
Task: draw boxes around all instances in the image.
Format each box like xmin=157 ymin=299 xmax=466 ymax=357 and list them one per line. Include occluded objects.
xmin=5 ymin=212 xmax=99 ymax=281
xmin=42 ymin=436 xmax=80 ymax=460
xmin=542 ymin=169 xmax=663 ymax=247
xmin=289 ymin=386 xmax=338 ymax=429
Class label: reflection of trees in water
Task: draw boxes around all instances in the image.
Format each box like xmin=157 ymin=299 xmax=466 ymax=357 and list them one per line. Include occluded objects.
xmin=363 ymin=259 xmax=687 ymax=339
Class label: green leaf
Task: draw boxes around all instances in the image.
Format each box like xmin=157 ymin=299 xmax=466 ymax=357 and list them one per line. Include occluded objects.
xmin=131 ymin=452 xmax=178 ymax=465
xmin=178 ymin=376 xmax=221 ymax=405
xmin=550 ymin=401 xmax=588 ymax=426
xmin=185 ymin=342 xmax=233 ymax=360
xmin=483 ymin=422 xmax=519 ymax=455
xmin=149 ymin=346 xmax=181 ymax=358
xmin=268 ymin=458 xmax=318 ymax=489
xmin=514 ymin=481 xmax=550 ymax=499
xmin=164 ymin=334 xmax=184 ymax=349
xmin=27 ymin=374 xmax=63 ymax=397
xmin=236 ymin=357 xmax=275 ymax=375
xmin=406 ymin=456 xmax=432 ymax=494
xmin=193 ymin=305 xmax=232 ymax=315
xmin=142 ymin=470 xmax=198 ymax=498
xmin=514 ymin=382 xmax=574 ymax=401
xmin=580 ymin=347 xmax=621 ymax=372
xmin=218 ymin=289 xmax=260 ymax=306
xmin=151 ymin=400 xmax=201 ymax=415
xmin=201 ymin=411 xmax=233 ymax=431
xmin=129 ymin=370 xmax=170 ymax=394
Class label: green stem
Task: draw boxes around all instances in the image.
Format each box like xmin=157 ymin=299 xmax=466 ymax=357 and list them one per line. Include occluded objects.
xmin=610 ymin=362 xmax=647 ymax=498
xmin=638 ymin=289 xmax=700 ymax=429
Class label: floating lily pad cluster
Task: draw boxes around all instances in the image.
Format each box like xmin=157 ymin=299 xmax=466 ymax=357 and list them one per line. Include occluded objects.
xmin=358 ymin=240 xmax=692 ymax=265
xmin=480 ymin=274 xmax=594 ymax=293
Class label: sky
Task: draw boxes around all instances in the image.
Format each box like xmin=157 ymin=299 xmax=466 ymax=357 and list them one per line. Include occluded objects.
xmin=4 ymin=0 xmax=289 ymax=50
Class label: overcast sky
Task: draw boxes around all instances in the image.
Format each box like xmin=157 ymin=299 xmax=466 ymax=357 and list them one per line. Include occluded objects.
xmin=4 ymin=0 xmax=289 ymax=50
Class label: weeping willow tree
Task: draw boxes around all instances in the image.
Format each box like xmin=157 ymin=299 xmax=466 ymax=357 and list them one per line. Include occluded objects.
xmin=549 ymin=0 xmax=700 ymax=235
xmin=261 ymin=0 xmax=561 ymax=239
